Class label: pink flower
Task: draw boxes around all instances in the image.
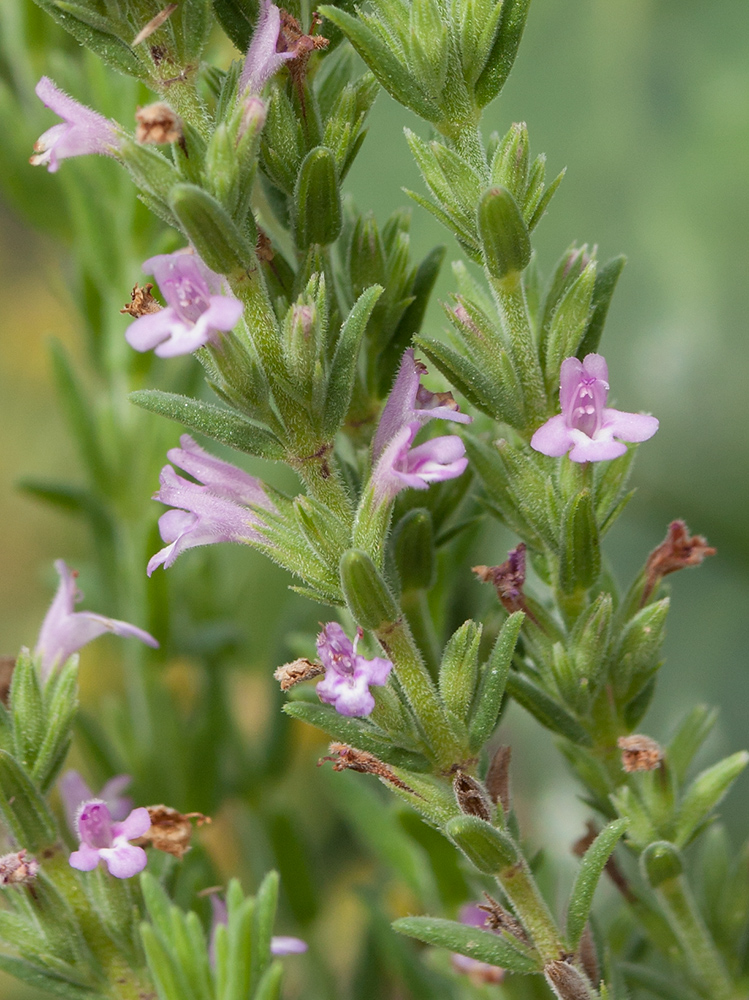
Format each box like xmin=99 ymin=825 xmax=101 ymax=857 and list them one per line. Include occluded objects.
xmin=35 ymin=561 xmax=158 ymax=679
xmin=147 ymin=435 xmax=274 ymax=575
xmin=126 ymin=250 xmax=243 ymax=357
xmin=531 ymin=353 xmax=658 ymax=463
xmin=69 ymin=800 xmax=151 ymax=879
xmin=59 ymin=771 xmax=132 ymax=838
xmin=30 ymin=77 xmax=118 ymax=172
xmin=373 ymin=422 xmax=469 ymax=504
xmin=239 ymin=0 xmax=296 ymax=94
xmin=315 ymin=623 xmax=392 ymax=717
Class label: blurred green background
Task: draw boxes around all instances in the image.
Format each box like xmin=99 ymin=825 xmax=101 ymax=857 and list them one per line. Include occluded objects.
xmin=1 ymin=0 xmax=748 ymax=995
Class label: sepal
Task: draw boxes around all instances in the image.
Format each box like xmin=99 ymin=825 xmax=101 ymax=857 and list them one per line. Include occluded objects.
xmin=445 ymin=814 xmax=518 ymax=872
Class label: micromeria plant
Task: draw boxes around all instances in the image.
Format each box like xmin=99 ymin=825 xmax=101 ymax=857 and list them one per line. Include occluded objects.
xmin=0 ymin=0 xmax=747 ymax=998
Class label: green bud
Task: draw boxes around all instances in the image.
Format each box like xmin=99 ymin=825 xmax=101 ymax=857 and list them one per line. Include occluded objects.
xmin=340 ymin=549 xmax=399 ymax=630
xmin=641 ymin=841 xmax=683 ymax=888
xmin=261 ymin=87 xmax=304 ymax=195
xmin=612 ymin=598 xmax=669 ymax=701
xmin=439 ymin=620 xmax=481 ymax=723
xmin=393 ymin=509 xmax=436 ymax=592
xmin=349 ymin=213 xmax=387 ymax=298
xmin=445 ymin=814 xmax=518 ymax=873
xmin=169 ymin=184 xmax=255 ymax=275
xmin=478 ymin=186 xmax=531 ymax=280
xmin=558 ymin=489 xmax=600 ymax=594
xmin=283 ymin=301 xmax=319 ymax=388
xmin=293 ymin=147 xmax=342 ymax=250
xmin=490 ymin=122 xmax=530 ymax=204
xmin=570 ymin=593 xmax=613 ymax=690
xmin=205 ymin=122 xmax=240 ymax=211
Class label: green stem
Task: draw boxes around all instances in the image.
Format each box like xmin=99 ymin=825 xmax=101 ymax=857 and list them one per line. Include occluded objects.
xmin=375 ymin=618 xmax=464 ymax=768
xmin=499 ymin=858 xmax=563 ymax=964
xmin=401 ymin=589 xmax=441 ymax=680
xmin=296 ymin=452 xmax=354 ymax=522
xmin=490 ymin=271 xmax=546 ymax=426
xmin=656 ymin=875 xmax=734 ymax=1000
xmin=451 ymin=121 xmax=489 ymax=180
xmin=157 ymin=77 xmax=212 ymax=140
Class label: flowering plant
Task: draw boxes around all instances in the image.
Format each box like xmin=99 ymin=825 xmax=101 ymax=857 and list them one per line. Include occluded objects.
xmin=0 ymin=1 xmax=745 ymax=999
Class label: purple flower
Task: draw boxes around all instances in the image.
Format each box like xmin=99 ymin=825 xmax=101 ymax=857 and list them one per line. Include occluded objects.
xmin=450 ymin=905 xmax=506 ymax=985
xmin=209 ymin=896 xmax=306 ymax=963
xmin=69 ymin=800 xmax=151 ymax=879
xmin=35 ymin=561 xmax=158 ymax=680
xmin=239 ymin=0 xmax=296 ymax=94
xmin=125 ymin=250 xmax=243 ymax=357
xmin=148 ymin=435 xmax=274 ymax=575
xmin=372 ymin=348 xmax=471 ymax=461
xmin=373 ymin=421 xmax=469 ymax=504
xmin=315 ymin=623 xmax=392 ymax=717
xmin=531 ymin=353 xmax=659 ymax=463
xmin=30 ymin=77 xmax=118 ymax=172
xmin=59 ymin=771 xmax=132 ymax=838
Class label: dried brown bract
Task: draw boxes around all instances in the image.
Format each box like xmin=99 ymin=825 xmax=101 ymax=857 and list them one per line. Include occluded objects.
xmin=453 ymin=770 xmax=492 ymax=821
xmin=132 ymin=4 xmax=178 ymax=46
xmin=0 ymin=849 xmax=39 ymax=887
xmin=485 ymin=745 xmax=512 ymax=815
xmin=121 ymin=283 xmax=162 ymax=318
xmin=478 ymin=892 xmax=529 ymax=943
xmin=273 ymin=658 xmax=324 ymax=691
xmin=278 ymin=9 xmax=329 ymax=81
xmin=134 ymin=805 xmax=211 ymax=860
xmin=135 ymin=103 xmax=183 ymax=145
xmin=256 ymin=229 xmax=275 ymax=263
xmin=0 ymin=656 xmax=15 ymax=706
xmin=641 ymin=520 xmax=716 ymax=605
xmin=473 ymin=543 xmax=530 ymax=616
xmin=578 ymin=924 xmax=600 ymax=987
xmin=618 ymin=734 xmax=663 ymax=772
xmin=320 ymin=743 xmax=418 ymax=795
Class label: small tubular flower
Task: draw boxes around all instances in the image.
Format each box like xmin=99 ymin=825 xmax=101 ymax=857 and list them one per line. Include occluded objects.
xmin=125 ymin=250 xmax=243 ymax=357
xmin=315 ymin=623 xmax=392 ymax=717
xmin=531 ymin=353 xmax=658 ymax=463
xmin=373 ymin=422 xmax=469 ymax=504
xmin=370 ymin=349 xmax=471 ymax=503
xmin=59 ymin=771 xmax=132 ymax=838
xmin=31 ymin=77 xmax=118 ymax=172
xmin=372 ymin=348 xmax=471 ymax=461
xmin=69 ymin=800 xmax=151 ymax=879
xmin=239 ymin=0 xmax=296 ymax=94
xmin=148 ymin=435 xmax=274 ymax=575
xmin=35 ymin=561 xmax=158 ymax=680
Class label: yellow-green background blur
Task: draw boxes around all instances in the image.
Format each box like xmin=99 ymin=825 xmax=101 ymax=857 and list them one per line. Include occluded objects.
xmin=1 ymin=0 xmax=748 ymax=995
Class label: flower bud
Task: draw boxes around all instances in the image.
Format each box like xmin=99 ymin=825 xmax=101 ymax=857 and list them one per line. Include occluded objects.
xmin=340 ymin=549 xmax=399 ymax=630
xmin=477 ymin=186 xmax=531 ymax=280
xmin=641 ymin=841 xmax=683 ymax=888
xmin=393 ymin=508 xmax=436 ymax=592
xmin=293 ymin=146 xmax=342 ymax=249
xmin=445 ymin=815 xmax=518 ymax=873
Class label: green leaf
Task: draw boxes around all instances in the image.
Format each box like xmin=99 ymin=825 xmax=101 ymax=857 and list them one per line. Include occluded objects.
xmin=9 ymin=650 xmax=45 ymax=773
xmin=254 ymin=961 xmax=283 ymax=1000
xmin=283 ymin=702 xmax=430 ymax=771
xmin=666 ymin=705 xmax=718 ymax=786
xmin=469 ymin=612 xmax=525 ymax=751
xmin=565 ymin=818 xmax=627 ymax=948
xmin=251 ymin=871 xmax=279 ymax=993
xmin=141 ymin=922 xmax=184 ymax=1000
xmin=674 ymin=751 xmax=749 ymax=848
xmin=129 ymin=391 xmax=285 ymax=460
xmin=0 ymin=749 xmax=58 ymax=851
xmin=505 ymin=672 xmax=592 ymax=746
xmin=34 ymin=659 xmax=79 ymax=792
xmin=576 ymin=254 xmax=626 ymax=359
xmin=393 ymin=916 xmax=540 ymax=973
xmin=211 ymin=0 xmax=256 ymax=50
xmin=543 ymin=262 xmax=596 ymax=391
xmin=0 ymin=955 xmax=102 ymax=1000
xmin=318 ymin=6 xmax=442 ymax=123
xmin=323 ymin=285 xmax=383 ymax=436
xmin=475 ymin=0 xmax=532 ymax=107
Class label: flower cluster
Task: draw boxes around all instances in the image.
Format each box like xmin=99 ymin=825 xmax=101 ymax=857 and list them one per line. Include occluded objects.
xmin=148 ymin=435 xmax=274 ymax=575
xmin=371 ymin=349 xmax=471 ymax=503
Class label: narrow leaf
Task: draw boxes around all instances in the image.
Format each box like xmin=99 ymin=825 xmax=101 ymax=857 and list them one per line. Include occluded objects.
xmin=565 ymin=818 xmax=627 ymax=948
xmin=393 ymin=916 xmax=540 ymax=973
